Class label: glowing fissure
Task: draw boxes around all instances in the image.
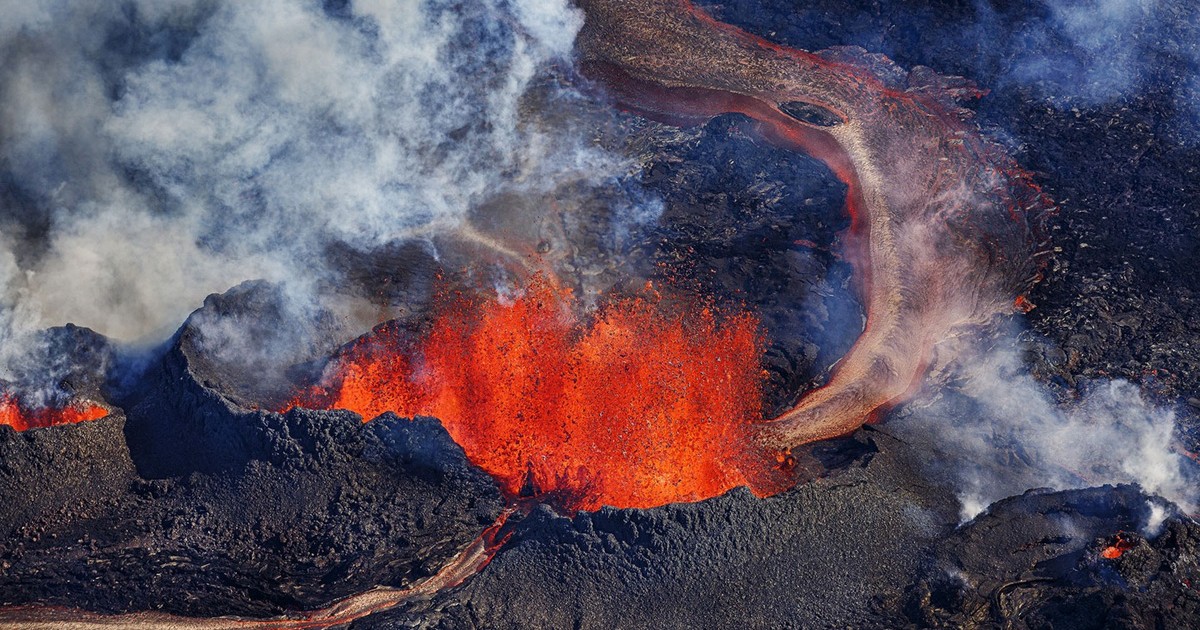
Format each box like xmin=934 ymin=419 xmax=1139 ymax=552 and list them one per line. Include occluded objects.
xmin=289 ymin=279 xmax=791 ymax=512
xmin=1100 ymin=534 xmax=1135 ymax=560
xmin=0 ymin=393 xmax=108 ymax=432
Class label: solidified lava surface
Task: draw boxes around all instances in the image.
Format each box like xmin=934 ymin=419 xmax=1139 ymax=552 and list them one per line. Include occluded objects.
xmin=0 ymin=288 xmax=505 ymax=617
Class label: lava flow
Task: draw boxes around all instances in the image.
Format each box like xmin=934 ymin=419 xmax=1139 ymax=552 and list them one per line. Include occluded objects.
xmin=288 ymin=279 xmax=792 ymax=512
xmin=575 ymin=0 xmax=1054 ymax=449
xmin=0 ymin=393 xmax=108 ymax=432
xmin=0 ymin=510 xmax=515 ymax=630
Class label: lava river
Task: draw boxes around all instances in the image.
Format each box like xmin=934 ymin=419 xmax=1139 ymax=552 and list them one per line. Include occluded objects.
xmin=576 ymin=0 xmax=1054 ymax=448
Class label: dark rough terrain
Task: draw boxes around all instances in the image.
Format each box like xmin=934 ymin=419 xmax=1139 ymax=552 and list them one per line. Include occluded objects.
xmin=0 ymin=288 xmax=505 ymax=617
xmin=704 ymin=0 xmax=1200 ymax=447
xmin=355 ymin=438 xmax=1200 ymax=629
xmin=622 ymin=115 xmax=861 ymax=414
xmin=359 ymin=429 xmax=957 ymax=629
xmin=904 ymin=486 xmax=1200 ymax=629
xmin=354 ymin=2 xmax=1200 ymax=626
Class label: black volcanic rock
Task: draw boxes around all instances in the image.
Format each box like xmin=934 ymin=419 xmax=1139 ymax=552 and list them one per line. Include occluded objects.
xmin=3 ymin=3 xmax=1199 ymax=627
xmin=0 ymin=407 xmax=505 ymax=617
xmin=352 ymin=429 xmax=962 ymax=629
xmin=0 ymin=415 xmax=134 ymax=543
xmin=121 ymin=280 xmax=354 ymax=477
xmin=352 ymin=473 xmax=1200 ymax=629
xmin=904 ymin=485 xmax=1200 ymax=629
xmin=620 ymin=113 xmax=861 ymax=414
xmin=1 ymin=323 xmax=116 ymax=409
xmin=0 ymin=281 xmax=506 ymax=617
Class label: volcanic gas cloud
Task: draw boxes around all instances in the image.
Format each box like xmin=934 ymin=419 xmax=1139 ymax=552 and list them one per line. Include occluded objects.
xmin=288 ymin=278 xmax=791 ymax=512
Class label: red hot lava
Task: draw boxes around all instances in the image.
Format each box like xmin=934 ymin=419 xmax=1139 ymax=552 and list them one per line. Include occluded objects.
xmin=0 ymin=393 xmax=109 ymax=432
xmin=1101 ymin=534 xmax=1135 ymax=560
xmin=288 ymin=279 xmax=792 ymax=512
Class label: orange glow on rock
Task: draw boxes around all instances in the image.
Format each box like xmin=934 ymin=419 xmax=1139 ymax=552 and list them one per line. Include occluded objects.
xmin=289 ymin=279 xmax=792 ymax=511
xmin=1101 ymin=534 xmax=1134 ymax=560
xmin=0 ymin=393 xmax=109 ymax=432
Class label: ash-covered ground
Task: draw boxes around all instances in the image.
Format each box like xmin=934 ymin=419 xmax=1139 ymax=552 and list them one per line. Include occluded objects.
xmin=2 ymin=0 xmax=1200 ymax=628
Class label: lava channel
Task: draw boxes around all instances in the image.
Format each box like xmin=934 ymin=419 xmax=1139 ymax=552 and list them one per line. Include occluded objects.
xmin=575 ymin=0 xmax=1055 ymax=449
xmin=287 ymin=278 xmax=793 ymax=513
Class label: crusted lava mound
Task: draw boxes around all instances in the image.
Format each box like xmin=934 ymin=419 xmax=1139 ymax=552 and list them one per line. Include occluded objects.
xmin=0 ymin=325 xmax=115 ymax=431
xmin=904 ymin=486 xmax=1200 ymax=629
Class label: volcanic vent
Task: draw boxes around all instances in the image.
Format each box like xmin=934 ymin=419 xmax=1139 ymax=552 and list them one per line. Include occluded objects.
xmin=283 ymin=278 xmax=793 ymax=512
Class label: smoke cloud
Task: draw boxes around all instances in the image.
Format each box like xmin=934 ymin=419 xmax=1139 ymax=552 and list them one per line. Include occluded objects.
xmin=893 ymin=325 xmax=1197 ymax=523
xmin=0 ymin=0 xmax=637 ymax=387
xmin=975 ymin=0 xmax=1200 ymax=136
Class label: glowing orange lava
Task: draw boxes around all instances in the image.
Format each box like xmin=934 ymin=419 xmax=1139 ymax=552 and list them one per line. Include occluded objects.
xmin=289 ymin=280 xmax=792 ymax=511
xmin=1101 ymin=534 xmax=1135 ymax=560
xmin=0 ymin=393 xmax=109 ymax=432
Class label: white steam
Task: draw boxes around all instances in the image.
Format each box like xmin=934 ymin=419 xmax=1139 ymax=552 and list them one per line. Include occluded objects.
xmin=895 ymin=329 xmax=1197 ymax=522
xmin=0 ymin=0 xmax=630 ymax=385
xmin=980 ymin=0 xmax=1199 ymax=134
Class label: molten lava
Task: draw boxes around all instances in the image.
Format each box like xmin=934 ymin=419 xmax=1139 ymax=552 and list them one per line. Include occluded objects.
xmin=1101 ymin=534 xmax=1135 ymax=560
xmin=289 ymin=280 xmax=791 ymax=511
xmin=0 ymin=393 xmax=109 ymax=432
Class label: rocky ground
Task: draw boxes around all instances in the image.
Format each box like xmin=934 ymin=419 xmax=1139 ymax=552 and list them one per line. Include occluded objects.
xmin=0 ymin=293 xmax=505 ymax=617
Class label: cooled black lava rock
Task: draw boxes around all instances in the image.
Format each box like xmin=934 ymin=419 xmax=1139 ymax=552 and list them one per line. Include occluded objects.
xmin=4 ymin=3 xmax=1200 ymax=627
xmin=351 ymin=429 xmax=961 ymax=629
xmin=1 ymin=323 xmax=116 ymax=408
xmin=0 ymin=415 xmax=134 ymax=544
xmin=0 ymin=406 xmax=504 ymax=617
xmin=0 ymin=281 xmax=506 ymax=617
xmin=122 ymin=279 xmax=357 ymax=477
xmin=622 ymin=113 xmax=861 ymax=414
xmin=904 ymin=485 xmax=1200 ymax=629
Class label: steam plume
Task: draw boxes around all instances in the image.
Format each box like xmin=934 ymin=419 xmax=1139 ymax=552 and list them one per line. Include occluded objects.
xmin=0 ymin=0 xmax=630 ymax=387
xmin=894 ymin=326 xmax=1198 ymax=522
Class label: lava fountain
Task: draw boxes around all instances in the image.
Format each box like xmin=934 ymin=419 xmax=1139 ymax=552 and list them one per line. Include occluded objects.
xmin=288 ymin=278 xmax=793 ymax=512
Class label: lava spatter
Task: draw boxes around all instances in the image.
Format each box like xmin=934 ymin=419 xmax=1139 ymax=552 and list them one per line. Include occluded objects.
xmin=288 ymin=278 xmax=792 ymax=512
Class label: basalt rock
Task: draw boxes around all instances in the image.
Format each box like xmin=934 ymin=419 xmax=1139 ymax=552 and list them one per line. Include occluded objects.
xmin=0 ymin=282 xmax=506 ymax=617
xmin=904 ymin=485 xmax=1200 ymax=629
